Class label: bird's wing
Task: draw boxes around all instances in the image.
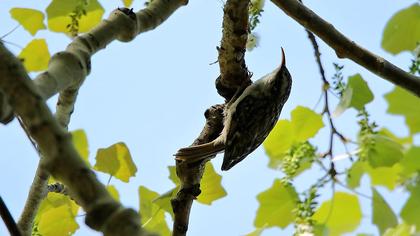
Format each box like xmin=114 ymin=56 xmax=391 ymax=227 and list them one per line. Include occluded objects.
xmin=222 ymin=93 xmax=273 ymax=170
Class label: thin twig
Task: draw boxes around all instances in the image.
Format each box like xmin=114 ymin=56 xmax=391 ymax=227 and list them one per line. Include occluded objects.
xmin=0 ymin=25 xmax=20 ymax=39
xmin=0 ymin=196 xmax=22 ymax=236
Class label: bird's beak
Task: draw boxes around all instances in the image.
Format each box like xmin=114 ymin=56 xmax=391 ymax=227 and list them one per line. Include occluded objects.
xmin=280 ymin=47 xmax=286 ymax=69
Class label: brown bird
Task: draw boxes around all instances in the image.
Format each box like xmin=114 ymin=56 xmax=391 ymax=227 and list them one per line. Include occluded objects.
xmin=175 ymin=48 xmax=292 ymax=170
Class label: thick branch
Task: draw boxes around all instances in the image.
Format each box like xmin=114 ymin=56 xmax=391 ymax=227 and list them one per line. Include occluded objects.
xmin=17 ymin=163 xmax=49 ymax=235
xmin=17 ymin=84 xmax=81 ymax=235
xmin=271 ymin=0 xmax=420 ymax=97
xmin=9 ymin=1 xmax=187 ymax=234
xmin=0 ymin=43 xmax=151 ymax=236
xmin=171 ymin=1 xmax=251 ymax=235
xmin=172 ymin=105 xmax=224 ymax=236
xmin=0 ymin=0 xmax=188 ymax=124
xmin=217 ymin=0 xmax=251 ymax=100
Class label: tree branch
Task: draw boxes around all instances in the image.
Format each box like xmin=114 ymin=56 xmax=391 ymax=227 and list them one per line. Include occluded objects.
xmin=172 ymin=1 xmax=251 ymax=235
xmin=216 ymin=0 xmax=251 ymax=100
xmin=0 ymin=196 xmax=21 ymax=236
xmin=0 ymin=42 xmax=153 ymax=236
xmin=8 ymin=1 xmax=187 ymax=234
xmin=17 ymin=163 xmax=49 ymax=235
xmin=271 ymin=0 xmax=420 ymax=97
xmin=0 ymin=0 xmax=188 ymax=124
xmin=172 ymin=105 xmax=224 ymax=236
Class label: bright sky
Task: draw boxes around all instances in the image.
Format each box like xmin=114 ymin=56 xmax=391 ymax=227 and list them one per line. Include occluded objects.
xmin=0 ymin=0 xmax=418 ymax=235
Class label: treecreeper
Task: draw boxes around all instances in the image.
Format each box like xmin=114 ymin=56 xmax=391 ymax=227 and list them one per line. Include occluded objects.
xmin=175 ymin=48 xmax=293 ymax=170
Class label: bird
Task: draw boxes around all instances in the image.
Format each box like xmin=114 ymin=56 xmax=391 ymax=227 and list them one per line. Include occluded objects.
xmin=175 ymin=48 xmax=292 ymax=171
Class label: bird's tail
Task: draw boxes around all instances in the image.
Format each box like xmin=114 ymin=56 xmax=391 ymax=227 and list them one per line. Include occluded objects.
xmin=175 ymin=140 xmax=225 ymax=163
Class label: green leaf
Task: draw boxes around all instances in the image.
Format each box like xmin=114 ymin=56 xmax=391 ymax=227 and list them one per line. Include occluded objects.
xmin=107 ymin=185 xmax=120 ymax=201
xmin=400 ymin=146 xmax=420 ymax=176
xmin=139 ymin=186 xmax=171 ymax=236
xmin=366 ymin=164 xmax=401 ymax=190
xmin=367 ymin=135 xmax=403 ymax=168
xmin=333 ymin=85 xmax=352 ymax=117
xmin=168 ymin=166 xmax=180 ymax=186
xmin=18 ymin=39 xmax=50 ymax=72
xmin=71 ymin=129 xmax=90 ymax=166
xmin=378 ymin=128 xmax=412 ymax=145
xmin=383 ymin=223 xmax=414 ymax=236
xmin=264 ymin=120 xmax=294 ymax=160
xmin=313 ymin=192 xmax=362 ymax=236
xmin=333 ymin=74 xmax=373 ymax=116
xmin=264 ymin=106 xmax=323 ymax=169
xmin=385 ymin=86 xmax=420 ymax=134
xmin=10 ymin=8 xmax=46 ymax=35
xmin=46 ymin=0 xmax=104 ymax=34
xmin=167 ymin=163 xmax=227 ymax=205
xmin=382 ymin=4 xmax=420 ymax=54
xmin=291 ymin=106 xmax=324 ymax=142
xmin=244 ymin=226 xmax=266 ymax=236
xmin=122 ymin=0 xmax=134 ymax=7
xmin=347 ymin=74 xmax=374 ymax=110
xmin=400 ymin=183 xmax=420 ymax=229
xmin=347 ymin=161 xmax=366 ymax=189
xmin=197 ymin=162 xmax=227 ymax=205
xmin=94 ymin=142 xmax=137 ymax=183
xmin=372 ymin=188 xmax=398 ymax=234
xmin=153 ymin=187 xmax=178 ymax=219
xmin=314 ymin=224 xmax=329 ymax=236
xmin=254 ymin=180 xmax=298 ymax=228
xmin=36 ymin=193 xmax=79 ymax=236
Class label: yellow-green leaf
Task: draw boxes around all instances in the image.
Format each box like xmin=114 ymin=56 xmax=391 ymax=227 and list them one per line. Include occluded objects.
xmin=385 ymin=86 xmax=420 ymax=134
xmin=333 ymin=74 xmax=373 ymax=116
xmin=46 ymin=0 xmax=104 ymax=34
xmin=383 ymin=223 xmax=414 ymax=236
xmin=153 ymin=187 xmax=178 ymax=219
xmin=254 ymin=179 xmax=298 ymax=228
xmin=401 ymin=146 xmax=420 ymax=176
xmin=10 ymin=8 xmax=46 ymax=35
xmin=347 ymin=74 xmax=374 ymax=109
xmin=38 ymin=204 xmax=79 ymax=236
xmin=36 ymin=193 xmax=79 ymax=236
xmin=367 ymin=135 xmax=403 ymax=168
xmin=382 ymin=4 xmax=420 ymax=54
xmin=71 ymin=129 xmax=90 ymax=166
xmin=168 ymin=166 xmax=180 ymax=186
xmin=244 ymin=226 xmax=266 ymax=236
xmin=372 ymin=188 xmax=398 ymax=234
xmin=291 ymin=106 xmax=324 ymax=142
xmin=264 ymin=120 xmax=294 ymax=160
xmin=107 ymin=185 xmax=120 ymax=201
xmin=313 ymin=192 xmax=362 ymax=236
xmin=197 ymin=162 xmax=227 ymax=205
xmin=167 ymin=163 xmax=227 ymax=205
xmin=122 ymin=0 xmax=134 ymax=7
xmin=94 ymin=142 xmax=137 ymax=182
xmin=264 ymin=106 xmax=323 ymax=170
xmin=378 ymin=128 xmax=412 ymax=145
xmin=139 ymin=186 xmax=171 ymax=236
xmin=401 ymin=183 xmax=420 ymax=229
xmin=18 ymin=39 xmax=50 ymax=72
xmin=366 ymin=164 xmax=402 ymax=190
xmin=347 ymin=161 xmax=366 ymax=189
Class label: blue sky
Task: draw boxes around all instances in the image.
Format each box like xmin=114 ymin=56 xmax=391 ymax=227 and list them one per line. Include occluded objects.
xmin=0 ymin=0 xmax=418 ymax=235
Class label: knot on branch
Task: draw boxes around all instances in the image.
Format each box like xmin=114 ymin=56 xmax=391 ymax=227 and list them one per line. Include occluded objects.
xmin=109 ymin=8 xmax=137 ymax=42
